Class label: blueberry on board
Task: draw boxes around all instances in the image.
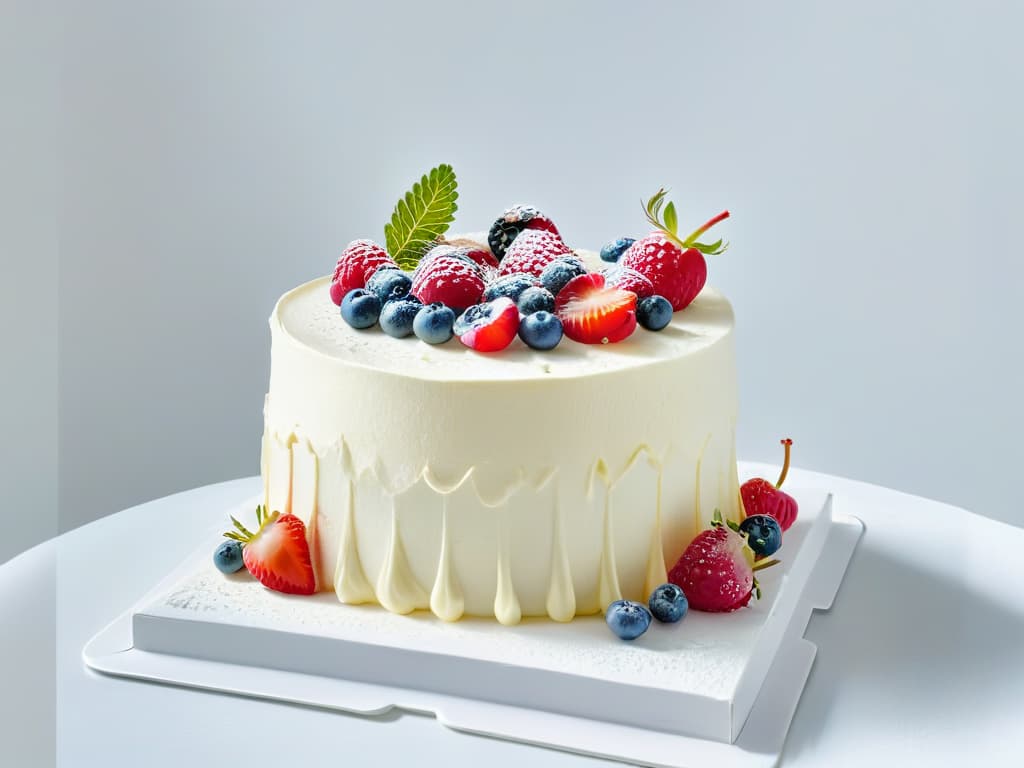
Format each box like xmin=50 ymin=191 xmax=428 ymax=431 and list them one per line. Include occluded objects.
xmin=738 ymin=514 xmax=783 ymax=557
xmin=637 ymin=295 xmax=673 ymax=331
xmin=605 ymin=599 xmax=652 ymax=640
xmin=518 ymin=311 xmax=563 ymax=350
xmin=366 ymin=268 xmax=412 ymax=303
xmin=482 ymin=274 xmax=538 ymax=304
xmin=379 ymin=296 xmax=422 ymax=338
xmin=539 ymin=257 xmax=588 ymax=297
xmin=600 ymin=237 xmax=636 ymax=263
xmin=517 ymin=286 xmax=556 ymax=315
xmin=213 ymin=540 xmax=244 ymax=574
xmin=648 ymin=583 xmax=688 ymax=623
xmin=340 ymin=288 xmax=382 ymax=330
xmin=413 ymin=302 xmax=456 ymax=345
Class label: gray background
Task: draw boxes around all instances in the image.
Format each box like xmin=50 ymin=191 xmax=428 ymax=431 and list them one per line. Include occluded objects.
xmin=3 ymin=0 xmax=1023 ymax=567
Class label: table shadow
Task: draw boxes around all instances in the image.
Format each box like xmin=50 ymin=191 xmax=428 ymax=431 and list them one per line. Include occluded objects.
xmin=782 ymin=533 xmax=1021 ymax=762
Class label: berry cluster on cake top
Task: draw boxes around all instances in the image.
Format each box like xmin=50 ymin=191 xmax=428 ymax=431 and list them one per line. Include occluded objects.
xmin=327 ymin=164 xmax=731 ymax=353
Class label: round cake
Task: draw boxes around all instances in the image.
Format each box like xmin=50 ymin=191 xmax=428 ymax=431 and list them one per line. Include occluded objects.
xmin=261 ymin=253 xmax=740 ymax=624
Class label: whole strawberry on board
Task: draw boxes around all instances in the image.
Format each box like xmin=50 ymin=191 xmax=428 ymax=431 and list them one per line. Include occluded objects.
xmin=620 ymin=189 xmax=729 ymax=312
xmin=667 ymin=510 xmax=779 ymax=612
xmin=741 ymin=438 xmax=799 ymax=531
xmin=223 ymin=505 xmax=317 ymax=595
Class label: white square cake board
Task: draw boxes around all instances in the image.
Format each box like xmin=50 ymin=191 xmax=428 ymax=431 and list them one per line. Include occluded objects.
xmin=84 ymin=489 xmax=863 ymax=768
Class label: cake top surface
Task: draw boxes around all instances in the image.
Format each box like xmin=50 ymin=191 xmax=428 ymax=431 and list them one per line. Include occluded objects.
xmin=274 ymin=253 xmax=734 ymax=383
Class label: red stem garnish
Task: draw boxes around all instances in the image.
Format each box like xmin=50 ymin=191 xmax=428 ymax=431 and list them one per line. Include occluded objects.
xmin=775 ymin=438 xmax=793 ymax=489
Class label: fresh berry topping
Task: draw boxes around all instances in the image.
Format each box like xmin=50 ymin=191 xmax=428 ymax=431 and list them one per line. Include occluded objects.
xmin=539 ymin=256 xmax=588 ymax=297
xmin=667 ymin=511 xmax=764 ymax=612
xmin=599 ymin=237 xmax=635 ymax=263
xmin=330 ymin=240 xmax=396 ymax=305
xmin=453 ymin=297 xmax=520 ymax=352
xmin=517 ymin=286 xmax=556 ymax=315
xmin=440 ymin=238 xmax=500 ymax=271
xmin=413 ymin=302 xmax=456 ymax=345
xmin=487 ymin=204 xmax=561 ymax=260
xmin=223 ymin=506 xmax=316 ymax=595
xmin=366 ymin=267 xmax=412 ymax=303
xmin=605 ymin=600 xmax=652 ymax=641
xmin=740 ymin=439 xmax=799 ymax=530
xmin=340 ymin=289 xmax=382 ymax=330
xmin=379 ymin=296 xmax=423 ymax=338
xmin=620 ymin=234 xmax=706 ymax=311
xmin=738 ymin=514 xmax=783 ymax=558
xmin=482 ymin=273 xmax=540 ymax=304
xmin=623 ymin=189 xmax=730 ymax=311
xmin=410 ymin=254 xmax=486 ymax=311
xmin=600 ymin=265 xmax=656 ymax=299
xmin=518 ymin=311 xmax=563 ymax=350
xmin=648 ymin=582 xmax=688 ymax=623
xmin=555 ymin=273 xmax=638 ymax=345
xmin=498 ymin=229 xmax=572 ymax=277
xmin=636 ymin=295 xmax=673 ymax=331
xmin=213 ymin=540 xmax=244 ymax=574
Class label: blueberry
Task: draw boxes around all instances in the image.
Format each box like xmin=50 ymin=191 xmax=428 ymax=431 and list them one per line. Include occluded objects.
xmin=379 ymin=296 xmax=422 ymax=338
xmin=539 ymin=257 xmax=588 ymax=296
xmin=482 ymin=274 xmax=538 ymax=303
xmin=413 ymin=302 xmax=456 ymax=344
xmin=518 ymin=311 xmax=563 ymax=350
xmin=648 ymin=583 xmax=688 ymax=623
xmin=738 ymin=514 xmax=783 ymax=558
xmin=366 ymin=268 xmax=412 ymax=303
xmin=340 ymin=288 xmax=382 ymax=329
xmin=637 ymin=295 xmax=673 ymax=331
xmin=213 ymin=540 xmax=244 ymax=574
xmin=600 ymin=237 xmax=636 ymax=263
xmin=517 ymin=286 xmax=556 ymax=315
xmin=605 ymin=600 xmax=652 ymax=641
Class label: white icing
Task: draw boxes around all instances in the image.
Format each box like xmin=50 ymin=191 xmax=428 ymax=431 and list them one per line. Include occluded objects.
xmin=261 ymin=250 xmax=740 ymax=623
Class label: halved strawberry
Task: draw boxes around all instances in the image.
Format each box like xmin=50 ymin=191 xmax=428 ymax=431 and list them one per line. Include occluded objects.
xmin=224 ymin=505 xmax=316 ymax=595
xmin=453 ymin=297 xmax=520 ymax=352
xmin=555 ymin=273 xmax=638 ymax=345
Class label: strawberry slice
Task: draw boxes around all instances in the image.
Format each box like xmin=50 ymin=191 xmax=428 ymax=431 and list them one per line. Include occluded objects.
xmin=555 ymin=273 xmax=638 ymax=345
xmin=224 ymin=506 xmax=316 ymax=595
xmin=453 ymin=297 xmax=520 ymax=352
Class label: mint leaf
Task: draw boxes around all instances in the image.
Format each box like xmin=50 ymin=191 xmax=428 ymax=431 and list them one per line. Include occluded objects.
xmin=384 ymin=164 xmax=459 ymax=269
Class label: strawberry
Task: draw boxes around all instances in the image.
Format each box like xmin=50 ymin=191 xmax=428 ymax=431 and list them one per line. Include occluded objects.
xmin=223 ymin=505 xmax=316 ymax=595
xmin=555 ymin=272 xmax=637 ymax=345
xmin=488 ymin=204 xmax=561 ymax=259
xmin=411 ymin=254 xmax=486 ymax=311
xmin=498 ymin=229 xmax=572 ymax=278
xmin=741 ymin=439 xmax=799 ymax=531
xmin=600 ymin=265 xmax=655 ymax=299
xmin=440 ymin=238 xmax=500 ymax=272
xmin=330 ymin=240 xmax=396 ymax=305
xmin=667 ymin=511 xmax=777 ymax=612
xmin=620 ymin=234 xmax=706 ymax=311
xmin=453 ymin=297 xmax=520 ymax=352
xmin=620 ymin=189 xmax=730 ymax=312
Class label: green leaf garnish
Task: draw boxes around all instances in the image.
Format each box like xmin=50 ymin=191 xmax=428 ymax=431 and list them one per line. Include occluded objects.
xmin=642 ymin=188 xmax=730 ymax=255
xmin=384 ymin=164 xmax=459 ymax=269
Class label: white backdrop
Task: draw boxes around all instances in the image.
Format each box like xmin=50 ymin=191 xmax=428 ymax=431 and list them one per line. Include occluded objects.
xmin=4 ymin=0 xmax=1023 ymax=565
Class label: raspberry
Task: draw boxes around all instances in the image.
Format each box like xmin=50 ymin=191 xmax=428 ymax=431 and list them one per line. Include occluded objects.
xmin=498 ymin=229 xmax=572 ymax=278
xmin=330 ymin=240 xmax=396 ymax=305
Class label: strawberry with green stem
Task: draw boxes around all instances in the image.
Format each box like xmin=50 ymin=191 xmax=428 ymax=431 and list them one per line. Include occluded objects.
xmin=668 ymin=509 xmax=779 ymax=612
xmin=620 ymin=189 xmax=730 ymax=311
xmin=224 ymin=505 xmax=316 ymax=595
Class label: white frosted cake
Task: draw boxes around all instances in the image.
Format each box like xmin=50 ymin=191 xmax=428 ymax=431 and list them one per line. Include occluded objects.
xmin=262 ymin=261 xmax=739 ymax=624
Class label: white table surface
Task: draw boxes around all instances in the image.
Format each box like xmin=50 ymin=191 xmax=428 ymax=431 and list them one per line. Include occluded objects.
xmin=2 ymin=464 xmax=1021 ymax=767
